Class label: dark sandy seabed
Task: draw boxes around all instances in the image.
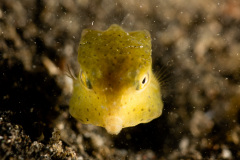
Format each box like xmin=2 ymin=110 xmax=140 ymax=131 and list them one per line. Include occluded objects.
xmin=1 ymin=0 xmax=240 ymax=159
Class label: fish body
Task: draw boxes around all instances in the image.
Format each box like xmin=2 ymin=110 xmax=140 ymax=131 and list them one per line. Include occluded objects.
xmin=69 ymin=24 xmax=163 ymax=134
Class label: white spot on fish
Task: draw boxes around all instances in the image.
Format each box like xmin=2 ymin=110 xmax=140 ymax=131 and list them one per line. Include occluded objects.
xmin=101 ymin=105 xmax=108 ymax=111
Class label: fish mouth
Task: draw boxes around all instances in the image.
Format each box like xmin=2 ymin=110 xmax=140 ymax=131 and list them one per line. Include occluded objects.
xmin=104 ymin=116 xmax=123 ymax=135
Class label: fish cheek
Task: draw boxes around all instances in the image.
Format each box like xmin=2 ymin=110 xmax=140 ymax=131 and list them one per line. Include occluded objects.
xmin=69 ymin=82 xmax=106 ymax=126
xmin=122 ymin=85 xmax=162 ymax=127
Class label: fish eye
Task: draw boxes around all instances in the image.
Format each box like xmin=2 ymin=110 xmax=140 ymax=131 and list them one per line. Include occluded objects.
xmin=142 ymin=76 xmax=147 ymax=84
xmin=136 ymin=73 xmax=149 ymax=90
xmin=80 ymin=72 xmax=92 ymax=89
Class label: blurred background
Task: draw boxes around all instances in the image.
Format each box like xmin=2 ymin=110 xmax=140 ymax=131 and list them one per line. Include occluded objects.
xmin=1 ymin=0 xmax=240 ymax=159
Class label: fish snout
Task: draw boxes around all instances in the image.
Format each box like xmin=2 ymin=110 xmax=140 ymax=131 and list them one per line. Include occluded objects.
xmin=104 ymin=116 xmax=123 ymax=135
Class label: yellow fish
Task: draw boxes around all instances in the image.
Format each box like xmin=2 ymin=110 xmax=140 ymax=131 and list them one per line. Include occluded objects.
xmin=69 ymin=24 xmax=163 ymax=135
